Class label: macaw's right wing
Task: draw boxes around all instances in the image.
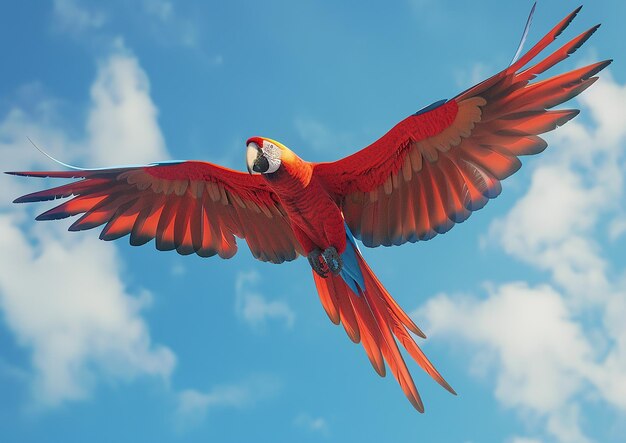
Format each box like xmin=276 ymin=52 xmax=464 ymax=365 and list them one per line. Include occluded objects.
xmin=314 ymin=6 xmax=610 ymax=248
xmin=8 ymin=161 xmax=304 ymax=263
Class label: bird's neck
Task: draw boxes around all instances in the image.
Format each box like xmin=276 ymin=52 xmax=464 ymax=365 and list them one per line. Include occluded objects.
xmin=265 ymin=156 xmax=313 ymax=197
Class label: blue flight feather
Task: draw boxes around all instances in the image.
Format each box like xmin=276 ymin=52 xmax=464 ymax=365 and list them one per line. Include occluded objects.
xmin=149 ymin=160 xmax=186 ymax=166
xmin=340 ymin=223 xmax=365 ymax=295
xmin=413 ymin=99 xmax=447 ymax=116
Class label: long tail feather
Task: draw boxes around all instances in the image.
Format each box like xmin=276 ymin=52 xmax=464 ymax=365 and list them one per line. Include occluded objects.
xmin=312 ymin=231 xmax=453 ymax=412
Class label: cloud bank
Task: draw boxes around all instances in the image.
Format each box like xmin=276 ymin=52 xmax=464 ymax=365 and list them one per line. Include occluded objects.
xmin=0 ymin=42 xmax=174 ymax=407
xmin=415 ymin=74 xmax=626 ymax=443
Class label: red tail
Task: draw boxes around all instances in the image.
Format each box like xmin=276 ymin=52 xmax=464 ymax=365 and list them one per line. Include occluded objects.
xmin=312 ymin=249 xmax=455 ymax=412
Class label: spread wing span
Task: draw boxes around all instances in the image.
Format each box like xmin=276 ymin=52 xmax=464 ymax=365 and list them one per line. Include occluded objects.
xmin=314 ymin=7 xmax=611 ymax=248
xmin=8 ymin=161 xmax=303 ymax=263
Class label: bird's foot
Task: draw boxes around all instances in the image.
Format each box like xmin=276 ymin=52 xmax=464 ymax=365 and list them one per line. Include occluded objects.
xmin=322 ymin=246 xmax=343 ymax=275
xmin=308 ymin=247 xmax=343 ymax=278
xmin=308 ymin=249 xmax=328 ymax=278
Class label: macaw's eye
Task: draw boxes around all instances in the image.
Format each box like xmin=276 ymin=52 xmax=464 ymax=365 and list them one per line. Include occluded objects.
xmin=252 ymin=154 xmax=270 ymax=173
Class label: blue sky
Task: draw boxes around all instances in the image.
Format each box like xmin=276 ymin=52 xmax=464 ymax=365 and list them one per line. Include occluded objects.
xmin=0 ymin=1 xmax=625 ymax=442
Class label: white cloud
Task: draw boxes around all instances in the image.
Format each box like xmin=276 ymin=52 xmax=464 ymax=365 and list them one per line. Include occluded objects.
xmin=417 ymin=283 xmax=593 ymax=442
xmin=416 ymin=74 xmax=626 ymax=443
xmin=87 ymin=42 xmax=169 ymax=166
xmin=235 ymin=271 xmax=295 ymax=330
xmin=293 ymin=412 xmax=329 ymax=436
xmin=485 ymin=75 xmax=626 ymax=306
xmin=53 ymin=0 xmax=106 ymax=32
xmin=0 ymin=218 xmax=176 ymax=407
xmin=0 ymin=42 xmax=174 ymax=407
xmin=487 ymin=164 xmax=612 ymax=304
xmin=176 ymin=376 xmax=281 ymax=427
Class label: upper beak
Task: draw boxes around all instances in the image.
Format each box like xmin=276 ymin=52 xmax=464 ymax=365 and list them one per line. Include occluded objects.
xmin=246 ymin=142 xmax=261 ymax=174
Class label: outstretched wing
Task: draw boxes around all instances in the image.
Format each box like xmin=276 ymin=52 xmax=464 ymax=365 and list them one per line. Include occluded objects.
xmin=314 ymin=7 xmax=611 ymax=248
xmin=9 ymin=161 xmax=303 ymax=263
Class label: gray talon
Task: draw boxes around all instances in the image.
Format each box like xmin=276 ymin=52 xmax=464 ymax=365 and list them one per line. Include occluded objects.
xmin=308 ymin=249 xmax=328 ymax=278
xmin=322 ymin=247 xmax=343 ymax=275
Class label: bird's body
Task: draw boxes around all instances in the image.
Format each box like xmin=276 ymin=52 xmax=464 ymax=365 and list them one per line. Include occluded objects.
xmin=7 ymin=5 xmax=611 ymax=412
xmin=257 ymin=148 xmax=347 ymax=256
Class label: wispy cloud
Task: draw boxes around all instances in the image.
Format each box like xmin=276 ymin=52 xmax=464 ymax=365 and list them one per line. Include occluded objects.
xmin=170 ymin=262 xmax=186 ymax=277
xmin=294 ymin=116 xmax=357 ymax=155
xmin=455 ymin=62 xmax=495 ymax=90
xmin=235 ymin=270 xmax=295 ymax=330
xmin=140 ymin=0 xmax=209 ymax=54
xmin=142 ymin=0 xmax=173 ymax=21
xmin=609 ymin=216 xmax=626 ymax=241
xmin=53 ymin=1 xmax=221 ymax=67
xmin=415 ymin=73 xmax=626 ymax=443
xmin=52 ymin=0 xmax=106 ymax=33
xmin=293 ymin=412 xmax=330 ymax=436
xmin=176 ymin=375 xmax=282 ymax=428
xmin=0 ymin=41 xmax=174 ymax=408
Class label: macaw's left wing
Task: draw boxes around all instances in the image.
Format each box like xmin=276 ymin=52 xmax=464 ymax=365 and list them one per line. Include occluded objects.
xmin=314 ymin=7 xmax=611 ymax=248
xmin=8 ymin=161 xmax=303 ymax=263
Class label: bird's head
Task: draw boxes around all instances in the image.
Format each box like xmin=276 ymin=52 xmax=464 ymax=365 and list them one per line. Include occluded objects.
xmin=245 ymin=137 xmax=295 ymax=175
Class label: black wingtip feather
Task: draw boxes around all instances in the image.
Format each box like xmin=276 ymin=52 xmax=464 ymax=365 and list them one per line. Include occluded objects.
xmin=569 ymin=25 xmax=601 ymax=56
xmin=129 ymin=235 xmax=154 ymax=247
xmin=35 ymin=211 xmax=72 ymax=221
xmin=68 ymin=218 xmax=105 ymax=232
xmin=557 ymin=110 xmax=580 ymax=128
xmin=555 ymin=6 xmax=583 ymax=39
xmin=584 ymin=60 xmax=613 ymax=81
xmin=13 ymin=191 xmax=68 ymax=204
xmin=99 ymin=230 xmax=131 ymax=242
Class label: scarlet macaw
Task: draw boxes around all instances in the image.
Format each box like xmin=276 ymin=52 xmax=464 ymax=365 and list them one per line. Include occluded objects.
xmin=7 ymin=6 xmax=610 ymax=412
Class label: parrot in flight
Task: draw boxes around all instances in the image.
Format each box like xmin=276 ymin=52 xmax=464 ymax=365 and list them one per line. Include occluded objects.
xmin=7 ymin=5 xmax=611 ymax=412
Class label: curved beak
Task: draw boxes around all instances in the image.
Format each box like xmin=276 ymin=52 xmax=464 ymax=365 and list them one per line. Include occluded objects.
xmin=246 ymin=142 xmax=261 ymax=174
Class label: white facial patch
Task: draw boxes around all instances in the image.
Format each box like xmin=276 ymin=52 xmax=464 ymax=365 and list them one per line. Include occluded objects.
xmin=261 ymin=140 xmax=282 ymax=174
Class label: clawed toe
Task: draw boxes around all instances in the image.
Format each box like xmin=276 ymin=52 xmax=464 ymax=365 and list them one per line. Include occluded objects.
xmin=307 ymin=249 xmax=328 ymax=278
xmin=322 ymin=247 xmax=343 ymax=275
xmin=308 ymin=247 xmax=343 ymax=277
